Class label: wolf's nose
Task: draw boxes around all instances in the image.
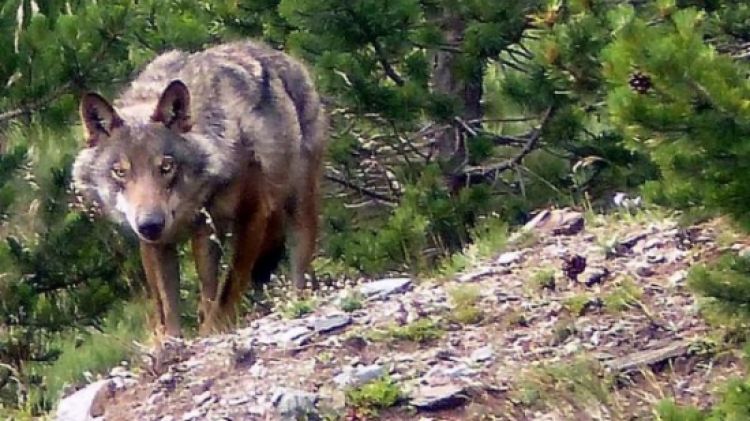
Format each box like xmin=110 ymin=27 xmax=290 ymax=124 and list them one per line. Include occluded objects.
xmin=136 ymin=214 xmax=165 ymax=241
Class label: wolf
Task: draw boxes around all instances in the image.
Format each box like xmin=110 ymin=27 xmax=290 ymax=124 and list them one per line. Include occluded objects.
xmin=72 ymin=41 xmax=327 ymax=337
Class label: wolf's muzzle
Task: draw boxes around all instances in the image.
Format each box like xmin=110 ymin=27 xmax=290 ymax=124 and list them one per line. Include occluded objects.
xmin=137 ymin=213 xmax=166 ymax=241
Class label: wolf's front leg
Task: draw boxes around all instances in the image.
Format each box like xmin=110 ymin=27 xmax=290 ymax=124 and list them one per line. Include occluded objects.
xmin=140 ymin=242 xmax=182 ymax=338
xmin=191 ymin=219 xmax=223 ymax=335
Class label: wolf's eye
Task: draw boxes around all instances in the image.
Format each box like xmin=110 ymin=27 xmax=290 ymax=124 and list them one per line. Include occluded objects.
xmin=111 ymin=165 xmax=127 ymax=179
xmin=160 ymin=156 xmax=175 ymax=175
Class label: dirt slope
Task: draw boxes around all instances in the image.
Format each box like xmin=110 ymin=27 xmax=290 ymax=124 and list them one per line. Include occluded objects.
xmin=66 ymin=209 xmax=744 ymax=421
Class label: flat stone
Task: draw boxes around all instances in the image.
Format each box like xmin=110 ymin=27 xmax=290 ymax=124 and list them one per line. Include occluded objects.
xmin=227 ymin=395 xmax=250 ymax=406
xmin=470 ymin=345 xmax=494 ymax=363
xmin=584 ymin=267 xmax=610 ymax=287
xmin=275 ymin=326 xmax=313 ymax=345
xmin=646 ymin=253 xmax=666 ymax=264
xmin=333 ymin=364 xmax=385 ymax=388
xmin=635 ymin=264 xmax=655 ymax=277
xmin=523 ymin=208 xmax=584 ymax=236
xmin=314 ymin=314 xmax=352 ymax=333
xmin=668 ymin=270 xmax=688 ymax=287
xmin=359 ymin=278 xmax=412 ymax=299
xmin=55 ymin=380 xmax=111 ymax=421
xmin=193 ymin=390 xmax=213 ymax=406
xmin=272 ymin=387 xmax=318 ymax=419
xmin=604 ymin=340 xmax=701 ymax=374
xmin=181 ymin=409 xmax=203 ymax=421
xmin=457 ymin=267 xmax=509 ymax=283
xmin=496 ymin=251 xmax=523 ymax=266
xmin=425 ymin=363 xmax=475 ymax=380
xmin=411 ymin=384 xmax=468 ymax=411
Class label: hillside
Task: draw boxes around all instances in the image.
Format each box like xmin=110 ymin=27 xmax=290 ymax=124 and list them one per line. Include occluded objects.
xmin=56 ymin=208 xmax=745 ymax=420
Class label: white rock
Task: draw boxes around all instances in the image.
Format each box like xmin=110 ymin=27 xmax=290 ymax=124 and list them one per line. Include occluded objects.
xmin=55 ymin=380 xmax=110 ymax=421
xmin=359 ymin=277 xmax=412 ymax=299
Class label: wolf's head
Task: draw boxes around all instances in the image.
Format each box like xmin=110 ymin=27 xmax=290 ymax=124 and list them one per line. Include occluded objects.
xmin=72 ymin=81 xmax=210 ymax=243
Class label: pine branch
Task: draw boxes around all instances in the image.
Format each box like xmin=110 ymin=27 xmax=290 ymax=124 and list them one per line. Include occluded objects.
xmin=324 ymin=173 xmax=399 ymax=204
xmin=0 ymin=82 xmax=71 ymax=123
xmin=371 ymin=38 xmax=405 ymax=86
xmin=463 ymin=107 xmax=556 ymax=179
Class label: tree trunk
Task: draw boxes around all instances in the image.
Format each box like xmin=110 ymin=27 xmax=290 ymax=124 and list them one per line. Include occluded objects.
xmin=431 ymin=10 xmax=483 ymax=192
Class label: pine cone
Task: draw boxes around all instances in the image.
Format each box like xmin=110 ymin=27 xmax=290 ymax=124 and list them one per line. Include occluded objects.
xmin=628 ymin=71 xmax=652 ymax=94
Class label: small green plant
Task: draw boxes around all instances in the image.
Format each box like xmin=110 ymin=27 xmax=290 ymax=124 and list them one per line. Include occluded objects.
xmin=550 ymin=319 xmax=577 ymax=345
xmin=509 ymin=229 xmax=538 ymax=249
xmin=531 ymin=267 xmax=556 ymax=290
xmin=517 ymin=359 xmax=613 ymax=412
xmin=513 ymin=380 xmax=542 ymax=407
xmin=596 ymin=234 xmax=621 ymax=258
xmin=280 ymin=298 xmax=316 ymax=319
xmin=346 ymin=376 xmax=402 ymax=416
xmin=603 ymin=278 xmax=642 ymax=313
xmin=563 ymin=293 xmax=593 ymax=316
xmin=338 ymin=290 xmax=364 ymax=313
xmin=27 ymin=299 xmax=148 ymax=411
xmin=435 ymin=215 xmax=508 ymax=278
xmin=369 ymin=318 xmax=444 ymax=344
xmin=504 ymin=309 xmax=529 ymax=328
xmin=448 ymin=285 xmax=484 ymax=325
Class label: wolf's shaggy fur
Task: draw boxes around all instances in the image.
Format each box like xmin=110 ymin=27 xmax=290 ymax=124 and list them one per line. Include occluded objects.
xmin=72 ymin=41 xmax=327 ymax=337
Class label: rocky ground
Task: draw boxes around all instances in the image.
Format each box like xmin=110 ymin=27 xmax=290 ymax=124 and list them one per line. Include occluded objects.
xmin=57 ymin=208 xmax=749 ymax=421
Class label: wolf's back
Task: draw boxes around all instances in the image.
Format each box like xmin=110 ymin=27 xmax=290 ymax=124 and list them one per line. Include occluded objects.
xmin=116 ymin=41 xmax=326 ymax=190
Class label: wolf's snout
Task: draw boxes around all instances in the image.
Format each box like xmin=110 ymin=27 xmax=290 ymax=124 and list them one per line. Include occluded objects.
xmin=136 ymin=213 xmax=166 ymax=241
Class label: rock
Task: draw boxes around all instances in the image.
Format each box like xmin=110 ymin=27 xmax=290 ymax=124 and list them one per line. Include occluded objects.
xmin=359 ymin=277 xmax=412 ymax=299
xmin=604 ymin=340 xmax=703 ymax=374
xmin=275 ymin=326 xmax=313 ymax=346
xmin=643 ymin=238 xmax=664 ymax=250
xmin=562 ymin=254 xmax=587 ymax=281
xmin=333 ymin=364 xmax=384 ymax=388
xmin=108 ymin=366 xmax=133 ymax=378
xmin=584 ymin=267 xmax=610 ymax=287
xmin=635 ymin=264 xmax=655 ymax=278
xmin=181 ymin=408 xmax=203 ymax=421
xmin=55 ymin=380 xmax=112 ymax=421
xmin=314 ymin=314 xmax=352 ymax=334
xmin=193 ymin=390 xmax=213 ymax=406
xmin=147 ymin=391 xmax=166 ymax=406
xmin=618 ymin=232 xmax=649 ymax=252
xmin=425 ymin=362 xmax=475 ymax=380
xmin=613 ymin=192 xmax=643 ymax=210
xmin=227 ymin=395 xmax=250 ymax=406
xmin=411 ymin=385 xmax=468 ymax=411
xmin=457 ymin=267 xmax=509 ymax=283
xmin=496 ymin=251 xmax=523 ymax=266
xmin=272 ymin=388 xmax=318 ymax=419
xmin=523 ymin=208 xmax=585 ymax=236
xmin=646 ymin=253 xmax=666 ymax=264
xmin=231 ymin=340 xmax=256 ymax=368
xmin=668 ymin=270 xmax=688 ymax=287
xmin=470 ymin=345 xmax=494 ymax=363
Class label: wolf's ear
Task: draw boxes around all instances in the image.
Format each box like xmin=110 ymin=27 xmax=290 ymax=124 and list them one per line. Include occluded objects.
xmin=151 ymin=80 xmax=192 ymax=133
xmin=80 ymin=93 xmax=123 ymax=147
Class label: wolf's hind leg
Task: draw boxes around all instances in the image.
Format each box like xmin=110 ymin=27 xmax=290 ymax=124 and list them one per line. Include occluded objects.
xmin=208 ymin=203 xmax=269 ymax=331
xmin=192 ymin=218 xmax=223 ymax=334
xmin=140 ymin=242 xmax=182 ymax=338
xmin=289 ymin=183 xmax=320 ymax=292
